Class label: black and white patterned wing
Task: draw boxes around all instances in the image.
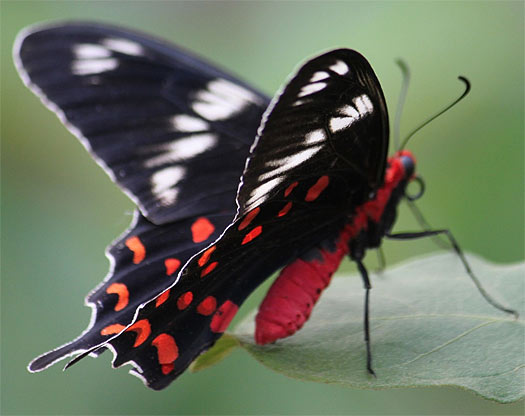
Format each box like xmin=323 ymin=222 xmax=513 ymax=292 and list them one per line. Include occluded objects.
xmin=238 ymin=48 xmax=389 ymax=217
xmin=15 ymin=21 xmax=269 ymax=225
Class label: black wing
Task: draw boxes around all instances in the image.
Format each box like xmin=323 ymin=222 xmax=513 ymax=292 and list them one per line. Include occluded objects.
xmin=238 ymin=48 xmax=389 ymax=217
xmin=16 ymin=22 xmax=270 ymax=372
xmin=75 ymin=49 xmax=389 ymax=390
xmin=15 ymin=21 xmax=268 ymax=224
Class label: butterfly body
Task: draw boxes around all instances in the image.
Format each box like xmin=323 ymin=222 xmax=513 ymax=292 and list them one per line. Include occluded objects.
xmin=255 ymin=151 xmax=415 ymax=344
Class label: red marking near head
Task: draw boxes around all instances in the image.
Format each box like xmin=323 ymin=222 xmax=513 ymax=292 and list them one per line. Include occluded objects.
xmin=278 ymin=202 xmax=293 ymax=217
xmin=155 ymin=289 xmax=170 ymax=307
xmin=284 ymin=181 xmax=299 ymax=197
xmin=164 ymin=258 xmax=181 ymax=276
xmin=100 ymin=323 xmax=126 ymax=336
xmin=106 ymin=283 xmax=129 ymax=311
xmin=197 ymin=296 xmax=217 ymax=316
xmin=198 ymin=246 xmax=216 ymax=267
xmin=125 ymin=319 xmax=151 ymax=347
xmin=241 ymin=225 xmax=262 ymax=245
xmin=201 ymin=261 xmax=218 ymax=277
xmin=125 ymin=236 xmax=146 ymax=264
xmin=177 ymin=291 xmax=193 ymax=310
xmin=152 ymin=333 xmax=179 ymax=375
xmin=191 ymin=217 xmax=215 ymax=243
xmin=210 ymin=300 xmax=239 ymax=333
xmin=305 ymin=175 xmax=330 ymax=202
xmin=238 ymin=207 xmax=260 ymax=231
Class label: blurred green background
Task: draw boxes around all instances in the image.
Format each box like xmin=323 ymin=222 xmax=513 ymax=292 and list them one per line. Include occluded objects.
xmin=2 ymin=1 xmax=523 ymax=414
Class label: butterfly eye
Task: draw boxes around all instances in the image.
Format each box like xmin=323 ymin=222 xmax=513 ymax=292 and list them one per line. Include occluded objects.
xmin=405 ymin=175 xmax=425 ymax=201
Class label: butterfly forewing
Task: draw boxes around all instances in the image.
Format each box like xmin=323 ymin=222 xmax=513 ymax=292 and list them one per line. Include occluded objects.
xmin=15 ymin=22 xmax=269 ymax=225
xmin=238 ymin=49 xmax=389 ymax=217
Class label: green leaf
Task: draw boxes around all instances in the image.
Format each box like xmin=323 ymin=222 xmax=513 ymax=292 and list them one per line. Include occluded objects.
xmin=190 ymin=333 xmax=240 ymax=373
xmin=198 ymin=253 xmax=524 ymax=403
xmin=238 ymin=253 xmax=525 ymax=402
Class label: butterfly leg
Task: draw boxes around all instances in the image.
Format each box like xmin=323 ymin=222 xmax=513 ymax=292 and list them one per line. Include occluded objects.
xmin=355 ymin=259 xmax=376 ymax=376
xmin=405 ymin=200 xmax=449 ymax=249
xmin=387 ymin=229 xmax=518 ymax=317
xmin=375 ymin=247 xmax=386 ymax=273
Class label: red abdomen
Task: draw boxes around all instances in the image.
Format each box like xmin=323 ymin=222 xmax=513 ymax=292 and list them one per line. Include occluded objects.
xmin=255 ymin=226 xmax=354 ymax=344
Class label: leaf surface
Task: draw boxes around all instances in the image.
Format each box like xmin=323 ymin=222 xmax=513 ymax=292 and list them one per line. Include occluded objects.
xmin=202 ymin=253 xmax=525 ymax=402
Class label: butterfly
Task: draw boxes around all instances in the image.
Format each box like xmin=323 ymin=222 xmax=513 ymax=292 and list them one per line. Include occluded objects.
xmin=16 ymin=21 xmax=514 ymax=391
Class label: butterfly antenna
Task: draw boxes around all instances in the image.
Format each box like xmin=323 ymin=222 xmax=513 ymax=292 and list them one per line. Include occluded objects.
xmin=394 ymin=59 xmax=410 ymax=151
xmin=400 ymin=76 xmax=471 ymax=150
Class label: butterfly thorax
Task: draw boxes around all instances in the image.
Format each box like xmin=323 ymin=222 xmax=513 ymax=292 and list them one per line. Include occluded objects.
xmin=345 ymin=150 xmax=416 ymax=259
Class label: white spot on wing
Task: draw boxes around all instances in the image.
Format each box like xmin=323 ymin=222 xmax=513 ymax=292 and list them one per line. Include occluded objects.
xmin=298 ymin=82 xmax=326 ymax=98
xmin=292 ymin=99 xmax=307 ymax=107
xmin=192 ymin=79 xmax=260 ymax=121
xmin=103 ymin=38 xmax=144 ymax=56
xmin=304 ymin=129 xmax=326 ymax=146
xmin=329 ymin=94 xmax=374 ymax=133
xmin=144 ymin=133 xmax=217 ymax=168
xmin=330 ymin=117 xmax=354 ymax=132
xmin=310 ymin=71 xmax=330 ymax=82
xmin=171 ymin=114 xmax=209 ymax=132
xmin=259 ymin=145 xmax=323 ymax=181
xmin=72 ymin=58 xmax=118 ymax=75
xmin=340 ymin=104 xmax=360 ymax=118
xmin=151 ymin=166 xmax=185 ymax=205
xmin=73 ymin=44 xmax=111 ymax=59
xmin=329 ymin=60 xmax=349 ymax=75
xmin=354 ymin=94 xmax=374 ymax=115
xmin=247 ymin=177 xmax=284 ymax=206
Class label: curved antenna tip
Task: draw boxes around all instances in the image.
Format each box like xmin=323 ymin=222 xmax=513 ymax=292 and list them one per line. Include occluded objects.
xmin=458 ymin=76 xmax=471 ymax=94
xmin=395 ymin=59 xmax=410 ymax=73
xmin=399 ymin=74 xmax=473 ymax=150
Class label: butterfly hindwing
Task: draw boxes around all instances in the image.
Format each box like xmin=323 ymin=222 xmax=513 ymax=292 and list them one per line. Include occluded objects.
xmin=82 ymin=49 xmax=389 ymax=389
xmin=28 ymin=211 xmax=233 ymax=372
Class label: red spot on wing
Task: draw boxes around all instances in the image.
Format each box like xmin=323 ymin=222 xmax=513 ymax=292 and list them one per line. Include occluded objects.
xmin=277 ymin=202 xmax=293 ymax=217
xmin=198 ymin=246 xmax=216 ymax=267
xmin=191 ymin=217 xmax=215 ymax=243
xmin=177 ymin=291 xmax=193 ymax=310
xmin=305 ymin=175 xmax=330 ymax=202
xmin=106 ymin=283 xmax=129 ymax=311
xmin=284 ymin=181 xmax=298 ymax=197
xmin=152 ymin=333 xmax=179 ymax=375
xmin=125 ymin=236 xmax=146 ymax=264
xmin=156 ymin=289 xmax=170 ymax=307
xmin=100 ymin=323 xmax=126 ymax=335
xmin=164 ymin=258 xmax=181 ymax=276
xmin=197 ymin=296 xmax=217 ymax=316
xmin=160 ymin=363 xmax=175 ymax=375
xmin=241 ymin=225 xmax=262 ymax=245
xmin=210 ymin=300 xmax=239 ymax=333
xmin=201 ymin=261 xmax=218 ymax=277
xmin=125 ymin=319 xmax=151 ymax=347
xmin=238 ymin=207 xmax=260 ymax=231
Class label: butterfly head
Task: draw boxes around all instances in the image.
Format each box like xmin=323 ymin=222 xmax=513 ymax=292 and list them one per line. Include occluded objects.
xmin=391 ymin=150 xmax=424 ymax=201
